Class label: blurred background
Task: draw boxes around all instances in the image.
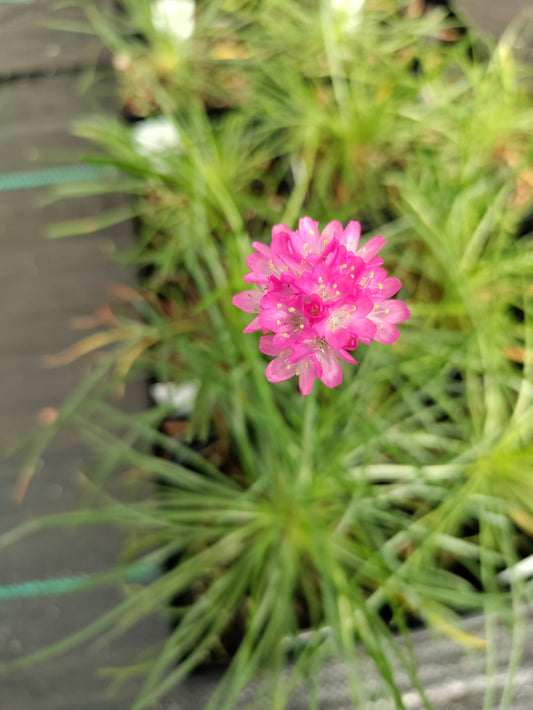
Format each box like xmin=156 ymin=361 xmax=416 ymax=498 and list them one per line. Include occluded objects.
xmin=0 ymin=1 xmax=532 ymax=709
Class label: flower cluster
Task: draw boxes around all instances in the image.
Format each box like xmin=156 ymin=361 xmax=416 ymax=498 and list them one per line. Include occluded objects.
xmin=233 ymin=218 xmax=410 ymax=395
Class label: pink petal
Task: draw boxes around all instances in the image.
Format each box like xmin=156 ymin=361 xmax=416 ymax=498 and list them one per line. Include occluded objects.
xmin=351 ymin=317 xmax=377 ymax=344
xmin=259 ymin=334 xmax=282 ymax=356
xmin=373 ymin=322 xmax=400 ymax=344
xmin=266 ymin=354 xmax=298 ymax=383
xmin=272 ymin=332 xmax=300 ymax=350
xmin=296 ymin=216 xmax=323 ymax=257
xmin=243 ymin=271 xmax=266 ymax=284
xmin=260 ymin=281 xmax=297 ymax=310
xmin=339 ymin=221 xmax=361 ymax=252
xmin=323 ymin=317 xmax=375 ymax=348
xmin=321 ymin=220 xmax=343 ymax=250
xmin=350 ymin=295 xmax=374 ymax=318
xmin=298 ymin=362 xmax=315 ymax=395
xmin=325 ymin=326 xmax=354 ymax=350
xmin=245 ymin=252 xmax=272 ymax=282
xmin=337 ymin=348 xmax=357 ymax=364
xmin=290 ymin=338 xmax=317 ymax=362
xmin=251 ymin=240 xmax=271 ymax=258
xmin=315 ymin=348 xmax=344 ymax=389
xmin=271 ymin=223 xmax=292 ymax=240
xmin=298 ymin=217 xmax=320 ymax=242
xmin=243 ymin=316 xmax=261 ymax=333
xmin=379 ymin=277 xmax=402 ymax=299
xmin=271 ymin=231 xmax=300 ymax=273
xmin=385 ymin=300 xmax=410 ymax=322
xmin=232 ymin=290 xmax=262 ymax=313
xmin=371 ymin=300 xmax=411 ymax=324
xmin=258 ymin=309 xmax=291 ymax=332
xmin=357 ymin=235 xmax=386 ymax=262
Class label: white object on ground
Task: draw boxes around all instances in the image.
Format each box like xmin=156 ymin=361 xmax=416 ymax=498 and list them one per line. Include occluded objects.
xmin=498 ymin=554 xmax=533 ymax=584
xmin=151 ymin=0 xmax=195 ymax=42
xmin=131 ymin=117 xmax=183 ymax=172
xmin=150 ymin=381 xmax=200 ymax=418
xmin=132 ymin=117 xmax=182 ymax=156
xmin=330 ymin=0 xmax=365 ymax=31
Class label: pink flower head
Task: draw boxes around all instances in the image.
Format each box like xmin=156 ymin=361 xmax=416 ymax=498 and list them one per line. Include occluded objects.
xmin=232 ymin=218 xmax=410 ymax=395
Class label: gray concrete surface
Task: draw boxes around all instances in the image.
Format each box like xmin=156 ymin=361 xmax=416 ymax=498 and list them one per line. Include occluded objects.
xmin=159 ymin=608 xmax=533 ymax=709
xmin=0 ymin=3 xmax=167 ymax=708
xmin=0 ymin=0 xmax=109 ymax=78
xmin=454 ymin=0 xmax=533 ymax=39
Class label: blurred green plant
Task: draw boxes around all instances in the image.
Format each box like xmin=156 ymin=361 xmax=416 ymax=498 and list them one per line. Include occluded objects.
xmin=4 ymin=0 xmax=533 ymax=708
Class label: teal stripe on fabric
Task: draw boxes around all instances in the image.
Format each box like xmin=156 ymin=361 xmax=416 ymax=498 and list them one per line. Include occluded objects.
xmin=0 ymin=165 xmax=112 ymax=191
xmin=0 ymin=564 xmax=160 ymax=601
xmin=0 ymin=575 xmax=91 ymax=600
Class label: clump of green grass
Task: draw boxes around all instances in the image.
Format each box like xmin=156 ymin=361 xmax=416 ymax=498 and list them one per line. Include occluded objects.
xmin=5 ymin=1 xmax=533 ymax=708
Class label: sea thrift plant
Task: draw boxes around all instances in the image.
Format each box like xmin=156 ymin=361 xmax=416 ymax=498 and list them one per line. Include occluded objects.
xmin=233 ymin=218 xmax=410 ymax=395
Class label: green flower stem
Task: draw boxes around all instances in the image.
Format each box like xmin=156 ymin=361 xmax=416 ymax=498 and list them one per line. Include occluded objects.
xmin=319 ymin=0 xmax=349 ymax=117
xmin=298 ymin=386 xmax=318 ymax=492
xmin=511 ymin=285 xmax=533 ymax=441
xmin=281 ymin=127 xmax=320 ymax=228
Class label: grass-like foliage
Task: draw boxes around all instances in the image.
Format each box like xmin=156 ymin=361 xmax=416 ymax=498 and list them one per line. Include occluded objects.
xmin=6 ymin=1 xmax=533 ymax=708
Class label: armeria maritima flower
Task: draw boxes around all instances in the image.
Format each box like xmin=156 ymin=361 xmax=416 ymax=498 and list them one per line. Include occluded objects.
xmin=232 ymin=217 xmax=410 ymax=395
